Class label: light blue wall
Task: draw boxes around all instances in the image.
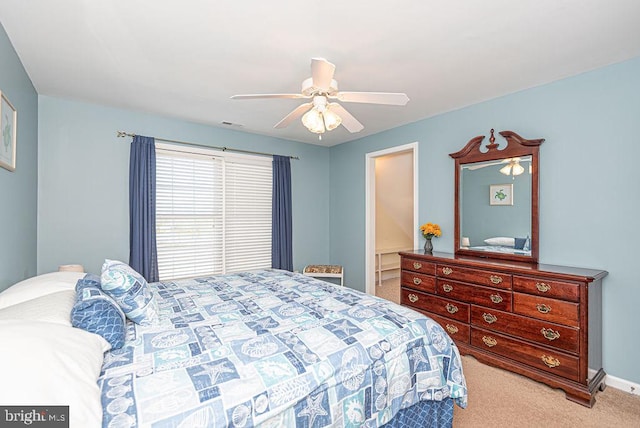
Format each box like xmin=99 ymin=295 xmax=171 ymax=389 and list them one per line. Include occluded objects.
xmin=329 ymin=56 xmax=640 ymax=384
xmin=0 ymin=23 xmax=38 ymax=291
xmin=37 ymin=96 xmax=331 ymax=275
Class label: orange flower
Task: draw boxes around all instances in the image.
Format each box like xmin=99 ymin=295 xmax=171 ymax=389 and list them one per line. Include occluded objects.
xmin=420 ymin=222 xmax=442 ymax=239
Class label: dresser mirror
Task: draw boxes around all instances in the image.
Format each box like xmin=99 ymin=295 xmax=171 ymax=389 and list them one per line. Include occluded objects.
xmin=450 ymin=129 xmax=544 ymax=263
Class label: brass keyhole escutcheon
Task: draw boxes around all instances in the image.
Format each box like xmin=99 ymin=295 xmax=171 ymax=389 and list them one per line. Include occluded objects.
xmin=489 ymin=275 xmax=503 ymax=284
xmin=413 ymin=262 xmax=422 ymax=270
xmin=536 ymin=303 xmax=552 ymax=314
xmin=413 ymin=277 xmax=422 ymax=285
xmin=536 ymin=282 xmax=551 ymax=293
xmin=442 ymin=284 xmax=453 ymax=293
xmin=541 ymin=355 xmax=560 ymax=368
xmin=442 ymin=267 xmax=453 ymax=275
xmin=490 ymin=294 xmax=503 ymax=304
xmin=482 ymin=336 xmax=497 ymax=347
xmin=541 ymin=328 xmax=560 ymax=341
xmin=482 ymin=313 xmax=497 ymax=324
xmin=446 ymin=303 xmax=459 ymax=314
xmin=408 ymin=293 xmax=419 ymax=303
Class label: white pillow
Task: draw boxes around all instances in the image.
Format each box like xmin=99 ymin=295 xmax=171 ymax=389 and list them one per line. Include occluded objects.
xmin=483 ymin=237 xmax=515 ymax=247
xmin=0 ymin=271 xmax=84 ymax=309
xmin=0 ymin=320 xmax=109 ymax=428
xmin=0 ymin=290 xmax=76 ymax=325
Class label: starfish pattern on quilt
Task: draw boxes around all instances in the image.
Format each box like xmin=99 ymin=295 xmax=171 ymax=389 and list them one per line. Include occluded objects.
xmin=297 ymin=391 xmax=329 ymax=427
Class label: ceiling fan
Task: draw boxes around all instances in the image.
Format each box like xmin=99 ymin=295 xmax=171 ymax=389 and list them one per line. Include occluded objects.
xmin=231 ymin=58 xmax=409 ymax=136
xmin=466 ymin=157 xmax=532 ymax=176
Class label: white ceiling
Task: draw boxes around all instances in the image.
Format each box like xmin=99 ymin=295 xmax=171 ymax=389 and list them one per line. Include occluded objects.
xmin=1 ymin=1 xmax=639 ymax=147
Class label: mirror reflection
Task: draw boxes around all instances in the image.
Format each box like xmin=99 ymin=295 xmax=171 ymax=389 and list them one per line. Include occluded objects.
xmin=460 ymin=155 xmax=532 ymax=256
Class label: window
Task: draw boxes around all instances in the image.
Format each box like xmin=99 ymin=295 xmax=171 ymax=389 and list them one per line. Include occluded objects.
xmin=155 ymin=143 xmax=272 ymax=280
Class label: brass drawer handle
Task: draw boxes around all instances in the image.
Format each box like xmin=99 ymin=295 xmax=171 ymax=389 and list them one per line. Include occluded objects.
xmin=408 ymin=293 xmax=419 ymax=303
xmin=482 ymin=336 xmax=497 ymax=347
xmin=541 ymin=355 xmax=560 ymax=368
xmin=490 ymin=294 xmax=503 ymax=304
xmin=536 ymin=303 xmax=552 ymax=314
xmin=445 ymin=324 xmax=459 ymax=335
xmin=541 ymin=328 xmax=560 ymax=341
xmin=442 ymin=283 xmax=453 ymax=293
xmin=536 ymin=282 xmax=551 ymax=293
xmin=413 ymin=277 xmax=422 ymax=285
xmin=482 ymin=313 xmax=498 ymax=324
xmin=489 ymin=275 xmax=503 ymax=284
xmin=446 ymin=303 xmax=459 ymax=314
xmin=442 ymin=267 xmax=453 ymax=276
xmin=413 ymin=262 xmax=422 ymax=270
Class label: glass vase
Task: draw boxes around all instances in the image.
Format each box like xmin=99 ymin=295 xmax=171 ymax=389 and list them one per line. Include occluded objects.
xmin=423 ymin=237 xmax=433 ymax=253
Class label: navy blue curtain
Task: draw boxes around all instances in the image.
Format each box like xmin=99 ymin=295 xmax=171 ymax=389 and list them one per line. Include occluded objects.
xmin=272 ymin=155 xmax=293 ymax=271
xmin=129 ymin=135 xmax=159 ymax=282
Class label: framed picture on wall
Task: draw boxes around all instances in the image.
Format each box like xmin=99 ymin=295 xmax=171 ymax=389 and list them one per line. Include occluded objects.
xmin=489 ymin=183 xmax=513 ymax=206
xmin=0 ymin=91 xmax=17 ymax=172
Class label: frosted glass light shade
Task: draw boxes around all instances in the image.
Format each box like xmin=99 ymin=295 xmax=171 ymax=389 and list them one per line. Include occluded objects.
xmin=500 ymin=164 xmax=512 ymax=175
xmin=512 ymin=163 xmax=525 ymax=175
xmin=323 ymin=108 xmax=342 ymax=131
xmin=302 ymin=108 xmax=325 ymax=133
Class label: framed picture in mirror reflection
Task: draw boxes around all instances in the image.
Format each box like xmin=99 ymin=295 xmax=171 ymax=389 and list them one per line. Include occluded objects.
xmin=490 ymin=183 xmax=513 ymax=206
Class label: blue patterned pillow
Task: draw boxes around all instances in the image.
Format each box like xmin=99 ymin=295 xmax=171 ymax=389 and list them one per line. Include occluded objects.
xmin=75 ymin=273 xmax=101 ymax=292
xmin=71 ymin=282 xmax=126 ymax=349
xmin=100 ymin=259 xmax=159 ymax=325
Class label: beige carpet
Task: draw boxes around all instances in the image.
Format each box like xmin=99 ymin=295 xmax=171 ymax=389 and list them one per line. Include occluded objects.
xmin=454 ymin=355 xmax=640 ymax=427
xmin=376 ymin=277 xmax=400 ymax=304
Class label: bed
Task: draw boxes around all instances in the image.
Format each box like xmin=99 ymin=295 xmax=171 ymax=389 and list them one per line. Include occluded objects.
xmin=468 ymin=245 xmax=531 ymax=256
xmin=469 ymin=236 xmax=531 ymax=256
xmin=0 ymin=264 xmax=467 ymax=427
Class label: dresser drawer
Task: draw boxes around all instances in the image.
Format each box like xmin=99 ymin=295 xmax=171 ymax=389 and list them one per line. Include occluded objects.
xmin=513 ymin=276 xmax=580 ymax=302
xmin=437 ymin=264 xmax=512 ymax=290
xmin=513 ymin=292 xmax=579 ymax=327
xmin=471 ymin=327 xmax=580 ymax=382
xmin=471 ymin=306 xmax=579 ymax=354
xmin=401 ymin=257 xmax=436 ymax=275
xmin=401 ymin=271 xmax=436 ymax=293
xmin=401 ymin=287 xmax=469 ymax=323
xmin=437 ymin=279 xmax=512 ymax=312
xmin=420 ymin=310 xmax=470 ymax=344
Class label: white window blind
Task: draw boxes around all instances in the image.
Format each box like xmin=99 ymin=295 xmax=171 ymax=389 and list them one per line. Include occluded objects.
xmin=155 ymin=144 xmax=272 ymax=281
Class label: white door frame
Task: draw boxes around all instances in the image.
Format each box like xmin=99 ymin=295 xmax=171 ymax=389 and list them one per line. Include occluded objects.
xmin=365 ymin=142 xmax=419 ymax=296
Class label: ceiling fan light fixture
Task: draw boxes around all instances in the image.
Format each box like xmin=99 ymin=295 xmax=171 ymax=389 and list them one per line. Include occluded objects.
xmin=302 ymin=108 xmax=325 ymax=134
xmin=500 ymin=158 xmax=525 ymax=176
xmin=323 ymin=107 xmax=342 ymax=131
xmin=512 ymin=163 xmax=525 ymax=176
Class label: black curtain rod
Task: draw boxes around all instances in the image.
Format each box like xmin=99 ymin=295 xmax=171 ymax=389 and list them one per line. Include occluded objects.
xmin=116 ymin=131 xmax=299 ymax=160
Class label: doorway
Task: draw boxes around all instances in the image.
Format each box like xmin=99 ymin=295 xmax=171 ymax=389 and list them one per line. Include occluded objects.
xmin=365 ymin=143 xmax=418 ymax=300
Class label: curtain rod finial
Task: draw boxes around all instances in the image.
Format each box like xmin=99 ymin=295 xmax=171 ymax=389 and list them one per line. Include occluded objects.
xmin=117 ymin=131 xmax=136 ymax=138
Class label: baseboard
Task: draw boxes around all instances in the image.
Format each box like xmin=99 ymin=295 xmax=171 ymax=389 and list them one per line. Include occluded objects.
xmin=605 ymin=373 xmax=640 ymax=396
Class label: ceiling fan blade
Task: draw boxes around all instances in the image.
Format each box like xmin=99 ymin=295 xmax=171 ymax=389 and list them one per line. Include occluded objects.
xmin=334 ymin=92 xmax=410 ymax=105
xmin=467 ymin=162 xmax=502 ymax=170
xmin=231 ymin=93 xmax=308 ymax=100
xmin=328 ymin=103 xmax=364 ymax=133
xmin=273 ymin=102 xmax=313 ymax=129
xmin=311 ymin=58 xmax=335 ymax=91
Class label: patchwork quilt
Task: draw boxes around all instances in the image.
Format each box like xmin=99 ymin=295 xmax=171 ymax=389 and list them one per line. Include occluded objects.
xmin=98 ymin=270 xmax=467 ymax=427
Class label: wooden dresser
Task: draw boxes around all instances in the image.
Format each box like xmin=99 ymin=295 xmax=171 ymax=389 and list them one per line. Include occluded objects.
xmin=399 ymin=250 xmax=608 ymax=407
